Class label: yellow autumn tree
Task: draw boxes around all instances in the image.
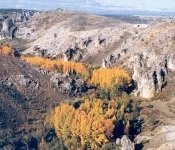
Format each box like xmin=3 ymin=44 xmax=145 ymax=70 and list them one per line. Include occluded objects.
xmin=90 ymin=67 xmax=131 ymax=90
xmin=0 ymin=45 xmax=12 ymax=55
xmin=48 ymin=98 xmax=121 ymax=149
xmin=21 ymin=56 xmax=89 ymax=79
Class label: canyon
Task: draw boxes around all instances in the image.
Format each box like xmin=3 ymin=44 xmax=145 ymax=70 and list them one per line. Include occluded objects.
xmin=1 ymin=9 xmax=175 ymax=150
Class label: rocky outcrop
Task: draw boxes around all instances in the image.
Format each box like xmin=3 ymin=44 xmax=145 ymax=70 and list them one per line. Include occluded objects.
xmin=133 ymin=72 xmax=155 ymax=99
xmin=1 ymin=18 xmax=16 ymax=39
xmin=63 ymin=48 xmax=83 ymax=62
xmin=116 ymin=135 xmax=135 ymax=150
xmin=101 ymin=22 xmax=175 ymax=99
xmin=0 ymin=10 xmax=35 ymax=40
xmin=33 ymin=46 xmax=48 ymax=57
xmin=167 ymin=54 xmax=175 ymax=71
xmin=130 ymin=53 xmax=167 ymax=99
xmin=102 ymin=54 xmax=118 ymax=68
xmin=3 ymin=75 xmax=40 ymax=90
xmin=50 ymin=73 xmax=88 ymax=95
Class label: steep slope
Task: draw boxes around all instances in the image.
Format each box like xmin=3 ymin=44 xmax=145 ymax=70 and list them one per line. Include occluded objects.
xmin=102 ymin=22 xmax=175 ymax=98
xmin=0 ymin=55 xmax=70 ymax=141
xmin=15 ymin=10 xmax=146 ymax=64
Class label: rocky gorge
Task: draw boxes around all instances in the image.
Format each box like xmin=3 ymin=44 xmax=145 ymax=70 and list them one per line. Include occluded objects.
xmin=1 ymin=9 xmax=175 ymax=150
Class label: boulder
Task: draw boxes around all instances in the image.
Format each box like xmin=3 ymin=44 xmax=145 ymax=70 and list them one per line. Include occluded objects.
xmin=116 ymin=135 xmax=135 ymax=150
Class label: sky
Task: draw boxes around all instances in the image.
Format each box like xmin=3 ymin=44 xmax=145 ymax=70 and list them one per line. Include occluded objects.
xmin=1 ymin=0 xmax=175 ymax=14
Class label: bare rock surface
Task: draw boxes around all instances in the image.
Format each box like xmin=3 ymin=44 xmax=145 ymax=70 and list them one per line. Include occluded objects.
xmin=116 ymin=135 xmax=135 ymax=150
xmin=0 ymin=10 xmax=35 ymax=40
xmin=145 ymin=125 xmax=175 ymax=150
xmin=50 ymin=73 xmax=88 ymax=95
xmin=14 ymin=10 xmax=142 ymax=61
xmin=1 ymin=18 xmax=16 ymax=39
xmin=103 ymin=22 xmax=175 ymax=98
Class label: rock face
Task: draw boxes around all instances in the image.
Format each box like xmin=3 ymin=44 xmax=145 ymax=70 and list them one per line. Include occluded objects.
xmin=130 ymin=53 xmax=167 ymax=99
xmin=103 ymin=51 xmax=168 ymax=99
xmin=116 ymin=135 xmax=135 ymax=150
xmin=50 ymin=73 xmax=88 ymax=95
xmin=102 ymin=54 xmax=118 ymax=68
xmin=1 ymin=18 xmax=16 ymax=39
xmin=0 ymin=10 xmax=35 ymax=40
xmin=133 ymin=72 xmax=155 ymax=99
xmin=63 ymin=48 xmax=83 ymax=62
xmin=167 ymin=54 xmax=175 ymax=71
xmin=103 ymin=22 xmax=175 ymax=98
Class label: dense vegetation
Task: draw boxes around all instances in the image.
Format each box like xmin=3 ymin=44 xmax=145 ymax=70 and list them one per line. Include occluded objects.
xmin=90 ymin=67 xmax=132 ymax=99
xmin=90 ymin=67 xmax=131 ymax=89
xmin=46 ymin=96 xmax=138 ymax=149
xmin=22 ymin=56 xmax=89 ymax=79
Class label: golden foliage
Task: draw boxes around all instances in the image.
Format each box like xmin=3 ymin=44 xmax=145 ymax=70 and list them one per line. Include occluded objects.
xmin=49 ymin=98 xmax=120 ymax=149
xmin=90 ymin=67 xmax=131 ymax=89
xmin=22 ymin=56 xmax=89 ymax=79
xmin=0 ymin=45 xmax=12 ymax=55
xmin=21 ymin=57 xmax=131 ymax=89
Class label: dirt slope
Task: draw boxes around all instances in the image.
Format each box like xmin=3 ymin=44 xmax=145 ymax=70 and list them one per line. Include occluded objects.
xmin=0 ymin=55 xmax=70 ymax=136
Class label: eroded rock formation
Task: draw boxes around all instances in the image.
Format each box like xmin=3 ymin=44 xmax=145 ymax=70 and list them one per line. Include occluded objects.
xmin=50 ymin=73 xmax=88 ymax=95
xmin=0 ymin=10 xmax=35 ymax=40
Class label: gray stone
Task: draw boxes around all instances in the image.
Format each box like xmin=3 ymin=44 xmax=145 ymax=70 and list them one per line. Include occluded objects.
xmin=167 ymin=54 xmax=175 ymax=71
xmin=5 ymin=75 xmax=39 ymax=89
xmin=63 ymin=48 xmax=82 ymax=62
xmin=116 ymin=135 xmax=135 ymax=150
xmin=1 ymin=18 xmax=16 ymax=39
xmin=50 ymin=73 xmax=88 ymax=95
